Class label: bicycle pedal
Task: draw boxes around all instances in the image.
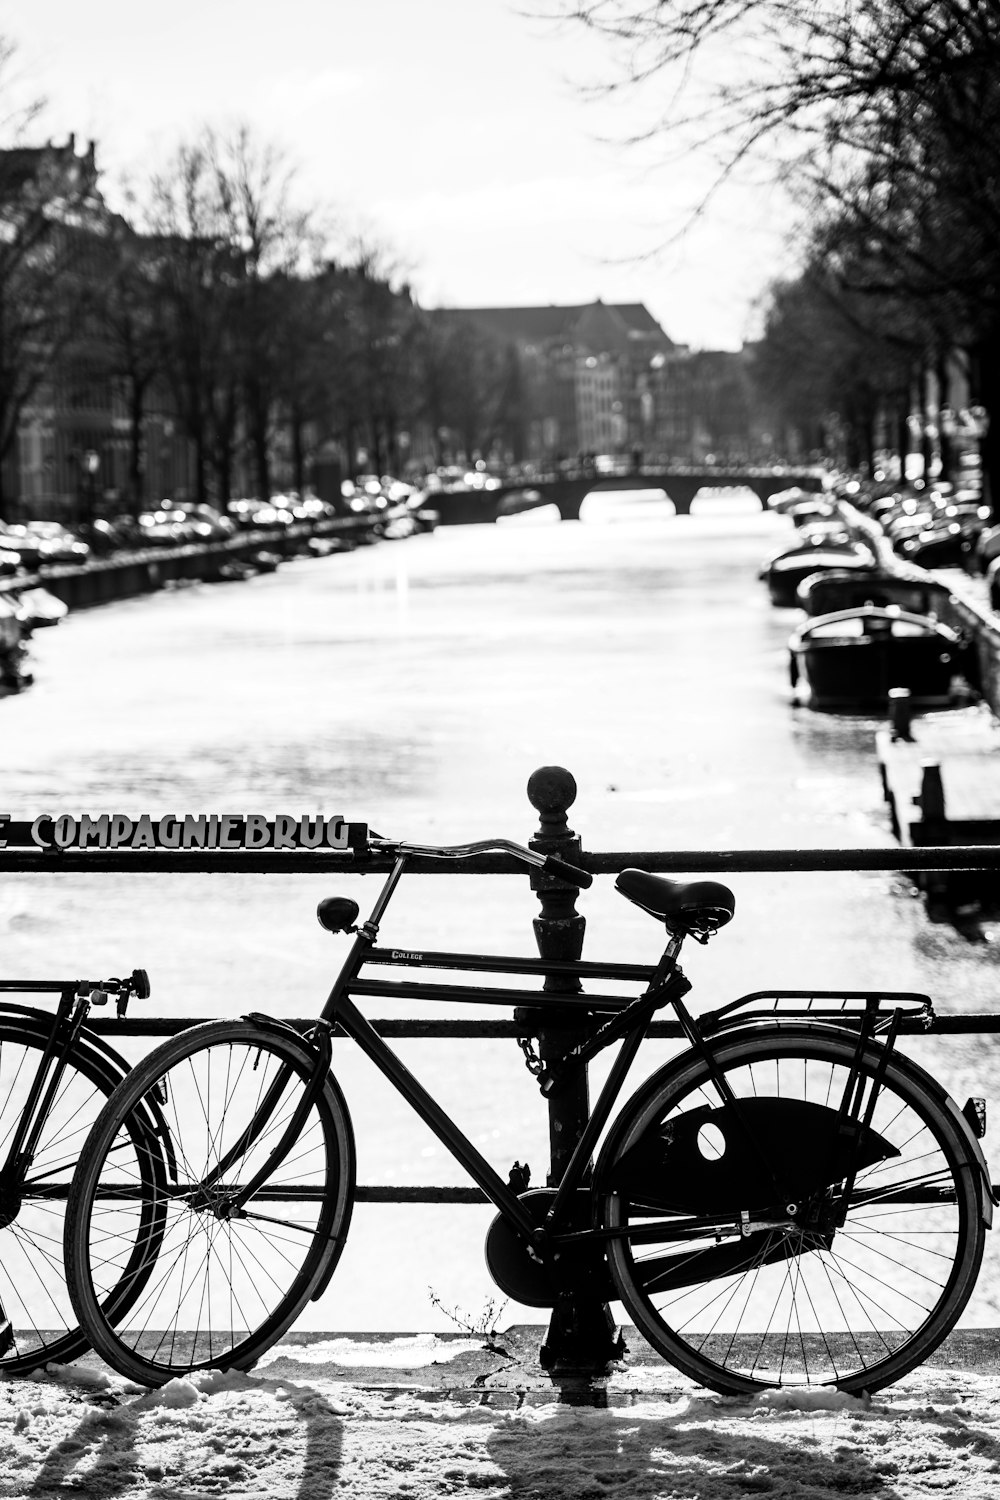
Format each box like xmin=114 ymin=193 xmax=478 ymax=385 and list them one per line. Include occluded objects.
xmin=963 ymin=1097 xmax=987 ymax=1139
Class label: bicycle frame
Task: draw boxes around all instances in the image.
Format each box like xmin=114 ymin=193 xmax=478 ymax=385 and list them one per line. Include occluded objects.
xmin=302 ymin=854 xmax=696 ymax=1246
xmin=0 ymin=972 xmax=152 ymax=1200
xmin=290 ymin=849 xmax=946 ymax=1260
xmin=300 ymin=851 xmax=817 ymax=1256
xmin=0 ymin=983 xmax=106 ymax=1194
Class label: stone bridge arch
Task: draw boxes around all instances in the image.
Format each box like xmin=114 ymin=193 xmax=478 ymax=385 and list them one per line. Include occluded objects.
xmin=489 ymin=468 xmax=825 ymax=523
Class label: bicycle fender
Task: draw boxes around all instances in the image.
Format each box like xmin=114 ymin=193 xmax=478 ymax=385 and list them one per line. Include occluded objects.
xmin=0 ymin=1002 xmax=135 ymax=1077
xmin=243 ymin=1011 xmax=357 ymax=1304
xmin=243 ymin=1012 xmax=314 ymax=1046
xmin=804 ymin=1022 xmax=999 ymax=1223
xmin=882 ymin=1050 xmax=997 ymax=1221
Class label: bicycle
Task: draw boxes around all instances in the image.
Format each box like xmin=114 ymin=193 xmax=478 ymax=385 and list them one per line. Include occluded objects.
xmin=0 ymin=967 xmax=162 ymax=1372
xmin=63 ymin=837 xmax=994 ymax=1394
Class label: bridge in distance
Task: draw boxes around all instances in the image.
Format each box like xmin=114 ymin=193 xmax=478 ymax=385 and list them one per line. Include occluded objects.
xmin=430 ymin=466 xmax=825 ymax=524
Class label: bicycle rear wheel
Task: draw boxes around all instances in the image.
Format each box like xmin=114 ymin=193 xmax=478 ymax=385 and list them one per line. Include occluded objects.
xmin=598 ymin=1025 xmax=988 ymax=1395
xmin=0 ymin=1012 xmax=164 ymax=1374
xmin=65 ymin=1019 xmax=355 ymax=1386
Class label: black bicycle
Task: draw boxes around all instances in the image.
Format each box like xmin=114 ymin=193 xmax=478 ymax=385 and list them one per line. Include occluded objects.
xmin=0 ymin=968 xmax=164 ymax=1372
xmin=64 ymin=837 xmax=993 ymax=1393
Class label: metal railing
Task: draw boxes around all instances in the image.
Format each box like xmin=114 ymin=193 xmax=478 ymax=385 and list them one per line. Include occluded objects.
xmin=5 ymin=763 xmax=1000 ymax=1360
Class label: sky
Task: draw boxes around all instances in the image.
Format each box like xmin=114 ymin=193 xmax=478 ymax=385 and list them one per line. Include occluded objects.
xmin=2 ymin=0 xmax=802 ymax=350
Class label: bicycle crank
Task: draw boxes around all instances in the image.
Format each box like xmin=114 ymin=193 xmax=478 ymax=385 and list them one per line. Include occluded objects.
xmin=485 ymin=1189 xmax=615 ymax=1307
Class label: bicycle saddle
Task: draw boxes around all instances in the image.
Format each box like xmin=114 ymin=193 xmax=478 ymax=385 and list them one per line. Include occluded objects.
xmin=615 ymin=869 xmax=735 ymax=932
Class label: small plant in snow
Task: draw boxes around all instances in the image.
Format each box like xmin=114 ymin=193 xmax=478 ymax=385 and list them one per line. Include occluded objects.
xmin=427 ymin=1288 xmax=511 ymax=1354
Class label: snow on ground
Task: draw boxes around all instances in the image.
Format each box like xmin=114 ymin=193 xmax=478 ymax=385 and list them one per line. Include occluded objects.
xmin=3 ymin=1343 xmax=1000 ymax=1498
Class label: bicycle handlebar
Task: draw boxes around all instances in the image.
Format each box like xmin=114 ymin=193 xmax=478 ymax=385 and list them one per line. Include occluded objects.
xmin=368 ymin=836 xmax=594 ymax=889
xmin=540 ymin=854 xmax=594 ymax=889
xmin=79 ymin=968 xmax=150 ymax=1016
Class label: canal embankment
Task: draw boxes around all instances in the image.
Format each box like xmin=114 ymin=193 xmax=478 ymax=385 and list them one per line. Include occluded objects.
xmin=0 ymin=510 xmax=384 ymax=611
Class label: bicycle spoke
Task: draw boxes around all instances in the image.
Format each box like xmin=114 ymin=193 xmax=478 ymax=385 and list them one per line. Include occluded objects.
xmin=603 ymin=1028 xmax=985 ymax=1393
xmin=67 ymin=1022 xmax=354 ymax=1383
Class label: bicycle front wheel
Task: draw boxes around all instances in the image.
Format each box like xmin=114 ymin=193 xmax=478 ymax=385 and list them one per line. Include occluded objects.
xmin=65 ymin=1019 xmax=356 ymax=1386
xmin=0 ymin=1012 xmax=164 ymax=1375
xmin=598 ymin=1025 xmax=988 ymax=1395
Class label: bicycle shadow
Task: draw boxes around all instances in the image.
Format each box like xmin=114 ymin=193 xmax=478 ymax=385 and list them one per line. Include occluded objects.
xmin=485 ymin=1390 xmax=910 ymax=1498
xmin=23 ymin=1370 xmax=343 ymax=1500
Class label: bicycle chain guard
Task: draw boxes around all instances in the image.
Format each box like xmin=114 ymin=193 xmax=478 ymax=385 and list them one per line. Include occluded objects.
xmin=610 ymin=1097 xmax=898 ymax=1217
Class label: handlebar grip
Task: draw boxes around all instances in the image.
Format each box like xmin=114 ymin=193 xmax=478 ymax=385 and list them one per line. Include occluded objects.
xmin=541 ymin=855 xmax=593 ymax=889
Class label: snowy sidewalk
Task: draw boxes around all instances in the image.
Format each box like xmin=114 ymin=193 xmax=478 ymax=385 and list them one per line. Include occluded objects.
xmin=4 ymin=1328 xmax=1000 ymax=1496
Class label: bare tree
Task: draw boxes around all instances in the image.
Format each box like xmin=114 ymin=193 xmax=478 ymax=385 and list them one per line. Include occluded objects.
xmin=90 ymin=211 xmax=170 ymax=513
xmin=0 ymin=41 xmax=98 ymax=517
xmin=541 ymin=0 xmax=1000 ymax=499
xmin=140 ymin=140 xmax=245 ymax=504
xmin=325 ymin=243 xmax=421 ymax=476
xmin=206 ymin=124 xmax=319 ymax=499
xmin=416 ymin=313 xmax=524 ymax=463
xmin=755 ymin=264 xmax=919 ymax=472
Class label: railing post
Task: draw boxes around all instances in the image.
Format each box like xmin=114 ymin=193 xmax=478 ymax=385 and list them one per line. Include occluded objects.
xmin=521 ymin=764 xmax=623 ymax=1369
xmin=889 ymin=687 xmax=914 ymax=742
xmin=917 ymin=760 xmax=951 ymax=919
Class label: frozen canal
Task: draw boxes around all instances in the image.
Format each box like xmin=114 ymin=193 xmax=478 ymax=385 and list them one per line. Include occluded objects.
xmin=2 ymin=489 xmax=1000 ymax=1331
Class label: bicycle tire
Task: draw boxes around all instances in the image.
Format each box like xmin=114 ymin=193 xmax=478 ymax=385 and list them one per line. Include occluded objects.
xmin=597 ymin=1024 xmax=988 ymax=1395
xmin=65 ymin=1018 xmax=356 ymax=1386
xmin=0 ymin=1011 xmax=166 ymax=1374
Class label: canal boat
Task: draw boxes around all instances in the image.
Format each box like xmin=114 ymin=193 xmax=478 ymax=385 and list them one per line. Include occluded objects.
xmin=788 ymin=605 xmax=971 ymax=711
xmin=0 ymin=594 xmax=32 ymax=694
xmin=12 ymin=586 xmax=68 ymax=630
xmin=761 ymin=541 xmax=876 ymax=607
xmin=768 ymin=486 xmax=821 ymax=513
xmin=796 ymin=568 xmax=941 ymax=617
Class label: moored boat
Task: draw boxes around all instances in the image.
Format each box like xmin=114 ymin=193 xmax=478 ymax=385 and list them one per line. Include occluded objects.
xmin=788 ymin=605 xmax=974 ymax=711
xmin=796 ymin=568 xmax=940 ymax=617
xmin=12 ymin=586 xmax=68 ymax=630
xmin=0 ymin=594 xmax=32 ymax=694
xmin=762 ymin=542 xmax=876 ymax=607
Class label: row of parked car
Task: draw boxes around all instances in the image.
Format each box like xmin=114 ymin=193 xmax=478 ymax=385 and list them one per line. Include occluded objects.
xmin=0 ymin=472 xmax=447 ymax=581
xmin=0 ymin=494 xmax=361 ymax=579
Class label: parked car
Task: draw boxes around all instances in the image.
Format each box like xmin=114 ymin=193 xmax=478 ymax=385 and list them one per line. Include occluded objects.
xmin=136 ymin=510 xmax=189 ymax=547
xmin=14 ymin=522 xmax=90 ymax=565
xmin=169 ymin=503 xmax=236 ymax=542
xmin=0 ymin=525 xmax=48 ymax=570
xmin=84 ymin=516 xmax=145 ymax=553
xmin=227 ymin=498 xmax=295 ymax=531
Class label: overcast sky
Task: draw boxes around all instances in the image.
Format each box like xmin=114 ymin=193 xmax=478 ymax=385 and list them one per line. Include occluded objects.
xmin=4 ymin=0 xmax=800 ymax=350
